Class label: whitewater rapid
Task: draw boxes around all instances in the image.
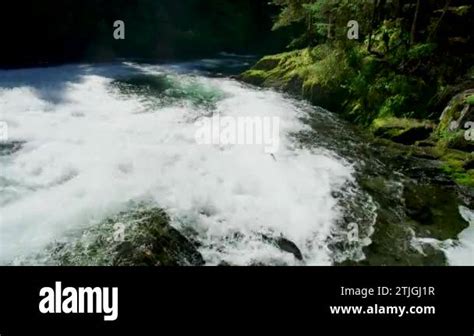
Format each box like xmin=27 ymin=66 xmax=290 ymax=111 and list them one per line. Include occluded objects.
xmin=0 ymin=62 xmax=362 ymax=265
xmin=1 ymin=61 xmax=471 ymax=265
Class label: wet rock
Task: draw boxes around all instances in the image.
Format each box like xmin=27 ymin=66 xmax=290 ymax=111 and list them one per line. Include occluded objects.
xmin=261 ymin=234 xmax=303 ymax=261
xmin=402 ymin=165 xmax=455 ymax=185
xmin=360 ymin=176 xmax=399 ymax=206
xmin=113 ymin=219 xmax=205 ymax=266
xmin=0 ymin=141 xmax=24 ymax=156
xmin=408 ymin=145 xmax=444 ymax=161
xmin=352 ymin=206 xmax=448 ymax=266
xmin=45 ymin=206 xmax=205 ymax=266
xmin=252 ymin=57 xmax=281 ymax=71
xmin=275 ymin=238 xmax=303 ymax=261
xmin=415 ymin=140 xmax=436 ymax=147
xmin=403 ymin=183 xmax=469 ymax=240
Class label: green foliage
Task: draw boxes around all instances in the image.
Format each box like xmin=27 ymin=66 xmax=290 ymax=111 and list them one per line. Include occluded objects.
xmin=272 ymin=0 xmax=313 ymax=30
xmin=272 ymin=0 xmax=373 ymax=45
xmin=378 ymin=95 xmax=407 ymax=118
xmin=407 ymin=43 xmax=437 ymax=61
xmin=302 ymin=45 xmax=350 ymax=88
xmin=466 ymin=95 xmax=474 ymax=105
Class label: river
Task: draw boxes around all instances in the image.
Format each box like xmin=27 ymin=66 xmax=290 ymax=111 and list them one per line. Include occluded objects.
xmin=0 ymin=55 xmax=472 ymax=265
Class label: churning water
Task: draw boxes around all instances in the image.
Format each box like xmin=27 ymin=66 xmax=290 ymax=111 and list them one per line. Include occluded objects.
xmin=0 ymin=58 xmax=471 ymax=265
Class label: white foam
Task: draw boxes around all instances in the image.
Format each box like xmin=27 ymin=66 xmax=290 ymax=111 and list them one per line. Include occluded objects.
xmin=0 ymin=63 xmax=354 ymax=265
xmin=444 ymin=206 xmax=474 ymax=266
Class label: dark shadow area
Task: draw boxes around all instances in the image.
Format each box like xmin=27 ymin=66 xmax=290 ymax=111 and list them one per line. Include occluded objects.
xmin=0 ymin=0 xmax=290 ymax=69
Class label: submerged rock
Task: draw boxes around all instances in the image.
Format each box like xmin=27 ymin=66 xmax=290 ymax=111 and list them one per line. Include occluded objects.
xmin=112 ymin=74 xmax=226 ymax=110
xmin=275 ymin=238 xmax=303 ymax=261
xmin=0 ymin=141 xmax=24 ymax=156
xmin=43 ymin=206 xmax=205 ymax=266
xmin=261 ymin=234 xmax=303 ymax=261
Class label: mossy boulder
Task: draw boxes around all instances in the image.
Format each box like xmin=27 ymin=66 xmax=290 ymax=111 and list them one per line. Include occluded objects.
xmin=433 ymin=89 xmax=474 ymax=186
xmin=239 ymin=47 xmax=347 ymax=111
xmin=436 ymin=88 xmax=474 ymax=151
xmin=439 ymin=130 xmax=474 ymax=152
xmin=239 ymin=49 xmax=309 ymax=94
xmin=371 ymin=117 xmax=434 ymax=145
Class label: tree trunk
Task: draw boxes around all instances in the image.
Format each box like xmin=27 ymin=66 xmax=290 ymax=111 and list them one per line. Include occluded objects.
xmin=410 ymin=0 xmax=421 ymax=46
xmin=428 ymin=0 xmax=452 ymax=42
xmin=377 ymin=0 xmax=387 ymax=23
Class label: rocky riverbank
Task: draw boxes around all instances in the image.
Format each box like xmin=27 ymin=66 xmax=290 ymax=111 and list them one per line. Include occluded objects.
xmin=239 ymin=48 xmax=474 ymax=188
xmin=239 ymin=50 xmax=474 ymax=265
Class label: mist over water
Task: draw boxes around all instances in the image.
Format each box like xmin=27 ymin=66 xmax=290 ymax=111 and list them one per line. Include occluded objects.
xmin=0 ymin=59 xmax=471 ymax=265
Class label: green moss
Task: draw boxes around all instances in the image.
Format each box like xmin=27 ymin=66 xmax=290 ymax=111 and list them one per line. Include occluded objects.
xmin=436 ymin=92 xmax=470 ymax=135
xmin=466 ymin=95 xmax=474 ymax=105
xmin=438 ymin=129 xmax=474 ymax=152
xmin=240 ymin=49 xmax=311 ymax=92
xmin=372 ymin=117 xmax=426 ymax=130
xmin=370 ymin=117 xmax=434 ymax=144
xmin=439 ymin=150 xmax=474 ymax=186
xmin=241 ymin=41 xmax=435 ymax=126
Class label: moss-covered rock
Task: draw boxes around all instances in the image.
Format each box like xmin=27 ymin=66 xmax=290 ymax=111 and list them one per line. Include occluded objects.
xmin=439 ymin=130 xmax=474 ymax=152
xmin=436 ymin=89 xmax=474 ymax=143
xmin=371 ymin=117 xmax=434 ymax=145
xmin=239 ymin=49 xmax=309 ymax=93
xmin=43 ymin=206 xmax=205 ymax=266
xmin=239 ymin=47 xmax=348 ymax=111
xmin=439 ymin=150 xmax=474 ymax=187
